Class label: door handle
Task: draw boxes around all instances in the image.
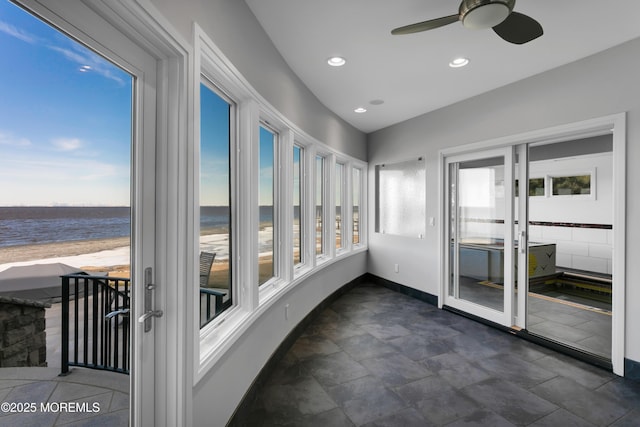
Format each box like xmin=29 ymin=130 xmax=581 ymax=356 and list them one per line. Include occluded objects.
xmin=138 ymin=309 xmax=163 ymax=323
xmin=106 ymin=308 xmax=130 ymax=319
xmin=139 ymin=267 xmax=162 ymax=332
xmin=518 ymin=230 xmax=527 ymax=254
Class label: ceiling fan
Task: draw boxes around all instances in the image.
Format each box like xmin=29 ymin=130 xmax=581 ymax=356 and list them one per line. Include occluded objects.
xmin=391 ymin=0 xmax=543 ymax=45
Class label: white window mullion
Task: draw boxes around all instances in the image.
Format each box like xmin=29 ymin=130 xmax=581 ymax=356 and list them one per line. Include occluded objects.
xmin=240 ymin=99 xmax=260 ymax=310
xmin=280 ymin=129 xmax=294 ymax=283
xmin=327 ymin=154 xmax=336 ymax=259
xmin=307 ymin=146 xmax=318 ymax=268
xmin=343 ymin=162 xmax=353 ymax=252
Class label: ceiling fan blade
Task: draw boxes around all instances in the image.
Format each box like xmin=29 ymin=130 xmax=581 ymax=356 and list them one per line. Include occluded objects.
xmin=391 ymin=14 xmax=459 ymax=35
xmin=492 ymin=11 xmax=543 ymax=44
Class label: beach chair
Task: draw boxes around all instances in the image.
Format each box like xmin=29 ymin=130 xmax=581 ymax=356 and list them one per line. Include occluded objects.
xmin=199 ymin=251 xmax=225 ymax=324
xmin=199 ymin=251 xmax=216 ymax=287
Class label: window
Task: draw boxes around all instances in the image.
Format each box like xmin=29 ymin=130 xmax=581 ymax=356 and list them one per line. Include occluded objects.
xmin=293 ymin=145 xmax=303 ymax=266
xmin=199 ymin=80 xmax=233 ymax=327
xmin=335 ymin=162 xmax=344 ymax=250
xmin=515 ymin=178 xmax=545 ymax=197
xmin=551 ymin=174 xmax=592 ymax=196
xmin=315 ymin=155 xmax=325 ymax=256
xmin=259 ymin=124 xmax=277 ymax=285
xmin=195 ymin=24 xmax=369 ymax=376
xmin=352 ymin=168 xmax=361 ymax=245
xmin=375 ymin=158 xmax=426 ymax=237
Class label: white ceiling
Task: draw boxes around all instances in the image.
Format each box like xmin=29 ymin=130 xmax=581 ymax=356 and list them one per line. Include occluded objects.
xmin=245 ymin=0 xmax=640 ymax=134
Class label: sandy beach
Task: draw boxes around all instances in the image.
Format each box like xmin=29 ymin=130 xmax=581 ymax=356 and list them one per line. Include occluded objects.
xmin=0 ymin=228 xmax=266 ymax=279
xmin=0 ymin=237 xmax=131 ymax=265
xmin=0 ymin=237 xmax=131 ymax=278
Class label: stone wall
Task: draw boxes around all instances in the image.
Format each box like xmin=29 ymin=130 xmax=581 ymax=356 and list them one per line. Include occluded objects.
xmin=0 ymin=297 xmax=50 ymax=367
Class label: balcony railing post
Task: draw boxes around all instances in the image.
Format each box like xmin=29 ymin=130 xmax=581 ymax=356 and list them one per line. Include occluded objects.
xmin=60 ymin=275 xmax=70 ymax=376
xmin=59 ymin=273 xmax=130 ymax=375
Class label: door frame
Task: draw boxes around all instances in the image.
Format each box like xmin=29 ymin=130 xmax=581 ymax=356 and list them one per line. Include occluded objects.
xmin=439 ymin=113 xmax=626 ymax=375
xmin=16 ymin=0 xmax=191 ymax=424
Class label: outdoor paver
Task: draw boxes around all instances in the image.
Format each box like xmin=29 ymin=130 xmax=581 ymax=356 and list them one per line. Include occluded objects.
xmin=0 ymin=367 xmax=128 ymax=426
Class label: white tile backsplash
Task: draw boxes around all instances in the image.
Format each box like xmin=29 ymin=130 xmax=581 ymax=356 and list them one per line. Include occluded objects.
xmin=572 ymin=227 xmax=609 ymax=244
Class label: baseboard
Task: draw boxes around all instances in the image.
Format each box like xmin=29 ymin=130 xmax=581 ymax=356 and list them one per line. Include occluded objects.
xmin=625 ymin=358 xmax=640 ymax=381
xmin=364 ymin=273 xmax=438 ymax=306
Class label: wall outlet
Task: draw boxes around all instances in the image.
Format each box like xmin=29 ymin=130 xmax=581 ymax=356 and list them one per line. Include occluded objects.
xmin=394 ymin=263 xmax=399 ymax=273
xmin=285 ymin=303 xmax=290 ymax=320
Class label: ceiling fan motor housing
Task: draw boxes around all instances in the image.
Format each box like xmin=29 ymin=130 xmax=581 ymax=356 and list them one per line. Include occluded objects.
xmin=460 ymin=0 xmax=514 ymax=29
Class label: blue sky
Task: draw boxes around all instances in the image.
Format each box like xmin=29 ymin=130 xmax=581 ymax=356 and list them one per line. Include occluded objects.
xmin=200 ymin=83 xmax=231 ymax=206
xmin=0 ymin=0 xmax=132 ymax=206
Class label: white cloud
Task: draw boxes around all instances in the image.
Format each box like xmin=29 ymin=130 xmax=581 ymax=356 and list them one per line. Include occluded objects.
xmin=0 ymin=20 xmax=37 ymax=43
xmin=49 ymin=43 xmax=126 ymax=85
xmin=0 ymin=132 xmax=31 ymax=147
xmin=52 ymin=137 xmax=83 ymax=151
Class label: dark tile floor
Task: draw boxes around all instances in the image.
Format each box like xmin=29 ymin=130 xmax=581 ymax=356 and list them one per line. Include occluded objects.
xmin=243 ymin=283 xmax=640 ymax=426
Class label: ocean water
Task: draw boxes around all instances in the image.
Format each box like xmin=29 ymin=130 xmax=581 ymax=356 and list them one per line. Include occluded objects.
xmin=0 ymin=206 xmax=261 ymax=248
xmin=0 ymin=207 xmax=131 ymax=248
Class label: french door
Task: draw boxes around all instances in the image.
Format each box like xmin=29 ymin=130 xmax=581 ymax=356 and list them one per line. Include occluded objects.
xmin=442 ymin=117 xmax=625 ymax=375
xmin=444 ymin=147 xmax=516 ymax=327
xmin=19 ymin=0 xmax=172 ymax=424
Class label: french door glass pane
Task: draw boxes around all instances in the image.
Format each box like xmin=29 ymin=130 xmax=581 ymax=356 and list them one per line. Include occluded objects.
xmin=526 ymin=140 xmax=613 ymax=359
xmin=450 ymin=156 xmax=506 ymax=312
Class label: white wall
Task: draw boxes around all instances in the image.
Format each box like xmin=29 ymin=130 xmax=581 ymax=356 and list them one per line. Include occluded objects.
xmin=528 ymin=153 xmax=613 ymax=274
xmin=367 ymin=37 xmax=640 ymax=364
xmin=150 ymin=0 xmax=366 ymax=161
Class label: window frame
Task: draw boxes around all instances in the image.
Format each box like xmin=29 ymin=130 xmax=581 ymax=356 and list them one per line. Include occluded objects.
xmin=257 ymin=121 xmax=280 ymax=288
xmin=292 ymin=142 xmax=306 ymax=270
xmin=198 ymin=76 xmax=236 ymax=327
xmin=335 ymin=160 xmax=346 ymax=253
xmin=352 ymin=166 xmax=363 ymax=247
xmin=549 ymin=169 xmax=596 ymax=199
xmin=314 ymin=150 xmax=331 ymax=263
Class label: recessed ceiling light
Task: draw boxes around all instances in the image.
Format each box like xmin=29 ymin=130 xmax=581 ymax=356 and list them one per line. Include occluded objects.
xmin=449 ymin=57 xmax=469 ymax=68
xmin=354 ymin=107 xmax=367 ymax=113
xmin=327 ymin=56 xmax=346 ymax=67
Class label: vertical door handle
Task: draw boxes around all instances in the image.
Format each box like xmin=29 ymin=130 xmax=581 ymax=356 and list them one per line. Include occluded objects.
xmin=518 ymin=230 xmax=527 ymax=254
xmin=138 ymin=267 xmax=163 ymax=332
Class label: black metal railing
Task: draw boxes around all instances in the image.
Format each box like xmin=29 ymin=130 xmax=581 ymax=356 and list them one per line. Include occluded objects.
xmin=200 ymin=287 xmax=224 ymax=327
xmin=60 ymin=273 xmax=130 ymax=375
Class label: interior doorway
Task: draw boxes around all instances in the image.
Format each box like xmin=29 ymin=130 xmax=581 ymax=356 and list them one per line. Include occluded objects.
xmin=441 ymin=115 xmax=626 ymax=375
xmin=524 ymin=136 xmax=613 ymax=361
